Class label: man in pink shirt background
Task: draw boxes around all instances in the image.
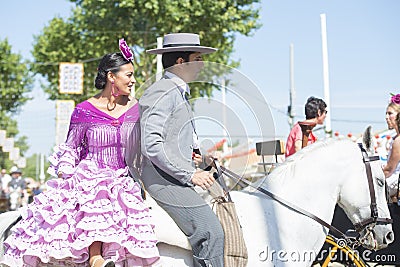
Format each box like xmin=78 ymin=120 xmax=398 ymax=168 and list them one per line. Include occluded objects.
xmin=285 ymin=96 xmax=327 ymax=158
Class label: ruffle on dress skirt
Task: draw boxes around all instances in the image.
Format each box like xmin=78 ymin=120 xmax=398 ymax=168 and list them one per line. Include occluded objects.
xmin=1 ymin=159 xmax=160 ymax=267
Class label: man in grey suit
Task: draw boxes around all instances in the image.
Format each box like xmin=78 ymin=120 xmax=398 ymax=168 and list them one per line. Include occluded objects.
xmin=139 ymin=33 xmax=224 ymax=267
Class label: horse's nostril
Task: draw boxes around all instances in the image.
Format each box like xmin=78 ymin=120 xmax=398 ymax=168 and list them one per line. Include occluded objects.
xmin=384 ymin=231 xmax=394 ymax=244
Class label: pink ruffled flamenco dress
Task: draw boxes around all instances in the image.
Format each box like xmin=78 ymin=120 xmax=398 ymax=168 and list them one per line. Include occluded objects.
xmin=1 ymin=101 xmax=160 ymax=267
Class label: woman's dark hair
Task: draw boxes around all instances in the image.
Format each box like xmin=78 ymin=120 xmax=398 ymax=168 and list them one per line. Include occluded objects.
xmin=305 ymin=96 xmax=327 ymax=119
xmin=162 ymin=51 xmax=193 ymax=69
xmin=94 ymin=52 xmax=131 ymax=89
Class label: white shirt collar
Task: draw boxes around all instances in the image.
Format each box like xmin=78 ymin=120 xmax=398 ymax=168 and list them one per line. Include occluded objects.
xmin=164 ymin=71 xmax=190 ymax=96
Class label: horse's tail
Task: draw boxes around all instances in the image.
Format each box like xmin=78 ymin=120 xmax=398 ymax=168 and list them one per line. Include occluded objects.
xmin=0 ymin=210 xmax=21 ymax=257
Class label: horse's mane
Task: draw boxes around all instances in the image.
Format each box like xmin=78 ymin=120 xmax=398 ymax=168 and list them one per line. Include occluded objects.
xmin=267 ymin=138 xmax=356 ymax=182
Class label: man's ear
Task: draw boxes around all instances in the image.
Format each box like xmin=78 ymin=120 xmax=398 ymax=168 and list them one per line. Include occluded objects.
xmin=176 ymin=57 xmax=185 ymax=64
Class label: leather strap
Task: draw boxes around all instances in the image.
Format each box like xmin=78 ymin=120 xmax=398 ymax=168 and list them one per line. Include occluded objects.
xmin=212 ymin=143 xmax=393 ymax=238
xmin=214 ymin=160 xmax=346 ymax=238
xmin=353 ymin=144 xmax=393 ymax=231
xmin=213 ymin=159 xmax=232 ymax=202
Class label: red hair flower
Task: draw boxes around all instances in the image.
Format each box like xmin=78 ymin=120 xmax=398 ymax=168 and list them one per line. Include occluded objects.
xmin=119 ymin=38 xmax=134 ymax=61
xmin=390 ymin=93 xmax=400 ymax=105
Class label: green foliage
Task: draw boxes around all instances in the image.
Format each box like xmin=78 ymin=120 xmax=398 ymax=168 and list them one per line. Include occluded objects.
xmin=23 ymin=153 xmax=50 ymax=182
xmin=0 ymin=39 xmax=34 ymax=113
xmin=0 ymin=113 xmax=30 ymax=169
xmin=32 ymin=0 xmax=261 ymax=102
xmin=0 ymin=39 xmax=33 ymax=167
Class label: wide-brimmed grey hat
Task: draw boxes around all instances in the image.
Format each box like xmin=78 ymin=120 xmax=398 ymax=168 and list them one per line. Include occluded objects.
xmin=10 ymin=166 xmax=22 ymax=174
xmin=146 ymin=33 xmax=217 ymax=55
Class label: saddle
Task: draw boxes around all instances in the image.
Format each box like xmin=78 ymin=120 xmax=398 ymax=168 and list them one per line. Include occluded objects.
xmin=145 ymin=180 xmax=248 ymax=267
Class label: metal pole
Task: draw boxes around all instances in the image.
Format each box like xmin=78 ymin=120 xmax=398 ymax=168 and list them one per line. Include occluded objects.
xmin=35 ymin=153 xmax=39 ymax=181
xmin=320 ymin=13 xmax=332 ymax=136
xmin=288 ymin=43 xmax=296 ymax=128
xmin=156 ymin=37 xmax=163 ymax=81
xmin=39 ymin=153 xmax=45 ymax=184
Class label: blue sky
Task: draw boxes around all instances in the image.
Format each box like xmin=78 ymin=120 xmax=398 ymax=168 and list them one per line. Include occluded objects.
xmin=232 ymin=0 xmax=399 ymax=139
xmin=0 ymin=0 xmax=399 ymax=156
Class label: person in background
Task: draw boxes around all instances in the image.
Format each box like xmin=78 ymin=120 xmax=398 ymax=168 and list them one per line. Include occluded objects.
xmin=140 ymin=33 xmax=224 ymax=267
xmin=1 ymin=39 xmax=160 ymax=267
xmin=382 ymin=93 xmax=400 ymax=199
xmin=285 ymin=96 xmax=327 ymax=158
xmin=7 ymin=167 xmax=26 ymax=189
xmin=32 ymin=182 xmax=43 ymax=196
xmin=7 ymin=166 xmax=28 ymax=207
xmin=0 ymin=168 xmax=11 ymax=195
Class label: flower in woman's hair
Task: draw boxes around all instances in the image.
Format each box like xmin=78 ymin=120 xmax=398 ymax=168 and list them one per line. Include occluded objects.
xmin=119 ymin=38 xmax=134 ymax=61
xmin=391 ymin=93 xmax=400 ymax=105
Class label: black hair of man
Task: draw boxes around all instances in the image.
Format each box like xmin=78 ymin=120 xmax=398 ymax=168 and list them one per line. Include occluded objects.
xmin=305 ymin=96 xmax=327 ymax=119
xmin=162 ymin=51 xmax=195 ymax=69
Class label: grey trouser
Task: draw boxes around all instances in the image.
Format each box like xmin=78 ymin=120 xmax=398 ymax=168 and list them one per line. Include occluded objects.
xmin=146 ymin=181 xmax=224 ymax=267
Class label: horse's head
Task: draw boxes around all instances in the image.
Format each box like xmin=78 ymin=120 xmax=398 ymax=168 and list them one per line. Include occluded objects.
xmin=338 ymin=126 xmax=394 ymax=250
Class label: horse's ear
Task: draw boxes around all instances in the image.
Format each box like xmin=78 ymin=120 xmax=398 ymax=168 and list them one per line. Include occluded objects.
xmin=362 ymin=125 xmax=373 ymax=151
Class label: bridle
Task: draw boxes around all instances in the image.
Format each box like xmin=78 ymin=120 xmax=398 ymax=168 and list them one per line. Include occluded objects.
xmin=213 ymin=143 xmax=393 ymax=248
xmin=353 ymin=144 xmax=393 ymax=245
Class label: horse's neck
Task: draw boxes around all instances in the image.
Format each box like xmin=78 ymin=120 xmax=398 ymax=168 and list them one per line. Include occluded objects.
xmin=232 ymin=190 xmax=335 ymax=266
xmin=265 ymin=160 xmax=342 ymax=224
xmin=261 ymin=144 xmax=354 ymax=252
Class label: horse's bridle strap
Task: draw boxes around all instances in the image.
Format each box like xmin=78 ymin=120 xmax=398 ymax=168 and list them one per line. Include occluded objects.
xmin=213 ymin=142 xmax=394 ymax=242
xmin=365 ymin=161 xmax=378 ymax=218
xmin=354 ymin=217 xmax=393 ymax=232
xmin=357 ymin=144 xmax=393 ymax=231
xmin=214 ymin=161 xmax=347 ymax=239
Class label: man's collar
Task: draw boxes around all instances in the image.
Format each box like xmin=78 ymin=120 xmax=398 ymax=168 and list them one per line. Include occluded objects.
xmin=164 ymin=71 xmax=190 ymax=95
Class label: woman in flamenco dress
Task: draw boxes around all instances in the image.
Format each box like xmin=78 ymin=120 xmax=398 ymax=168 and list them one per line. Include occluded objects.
xmin=1 ymin=40 xmax=160 ymax=267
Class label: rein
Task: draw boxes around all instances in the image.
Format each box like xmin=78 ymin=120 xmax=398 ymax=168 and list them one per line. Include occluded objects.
xmin=213 ymin=144 xmax=392 ymax=247
xmin=213 ymin=159 xmax=347 ymax=240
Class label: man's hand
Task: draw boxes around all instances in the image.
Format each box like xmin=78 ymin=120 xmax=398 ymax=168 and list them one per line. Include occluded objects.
xmin=192 ymin=153 xmax=203 ymax=168
xmin=191 ymin=170 xmax=215 ymax=190
xmin=193 ymin=153 xmax=216 ymax=170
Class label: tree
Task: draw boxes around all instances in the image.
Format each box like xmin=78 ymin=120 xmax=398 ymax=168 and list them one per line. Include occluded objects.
xmin=32 ymin=0 xmax=261 ymax=102
xmin=0 ymin=39 xmax=33 ymax=168
xmin=23 ymin=153 xmax=50 ymax=182
xmin=0 ymin=39 xmax=33 ymax=113
xmin=0 ymin=109 xmax=30 ymax=170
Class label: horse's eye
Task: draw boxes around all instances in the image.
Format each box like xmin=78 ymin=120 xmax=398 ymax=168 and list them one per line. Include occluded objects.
xmin=376 ymin=178 xmax=384 ymax=187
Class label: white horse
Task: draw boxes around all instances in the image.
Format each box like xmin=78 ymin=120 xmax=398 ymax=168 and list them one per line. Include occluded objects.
xmin=151 ymin=135 xmax=394 ymax=266
xmin=0 ymin=135 xmax=394 ymax=267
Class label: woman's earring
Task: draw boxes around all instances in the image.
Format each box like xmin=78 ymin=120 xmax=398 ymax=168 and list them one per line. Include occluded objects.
xmin=111 ymin=81 xmax=120 ymax=97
